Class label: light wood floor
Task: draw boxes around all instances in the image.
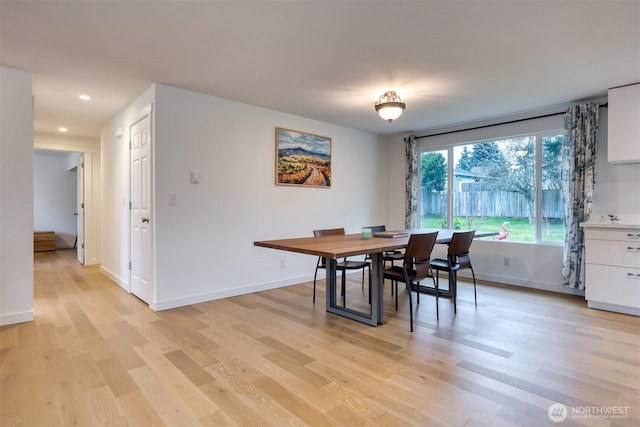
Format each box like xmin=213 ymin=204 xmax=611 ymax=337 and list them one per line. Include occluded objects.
xmin=1 ymin=249 xmax=639 ymax=426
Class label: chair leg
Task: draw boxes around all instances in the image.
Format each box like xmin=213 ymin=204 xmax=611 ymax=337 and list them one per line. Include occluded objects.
xmin=341 ymin=270 xmax=346 ymax=307
xmin=416 ymin=281 xmax=420 ymax=304
xmin=471 ymin=266 xmax=477 ymax=307
xmin=408 ymin=281 xmax=414 ymax=332
xmin=394 ymin=281 xmax=398 ymax=311
xmin=452 ymin=270 xmax=457 ymax=314
xmin=313 ymin=266 xmax=319 ymax=304
xmin=435 ymin=271 xmax=440 ymax=320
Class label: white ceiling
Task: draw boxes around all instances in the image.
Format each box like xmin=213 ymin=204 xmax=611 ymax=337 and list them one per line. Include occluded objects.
xmin=2 ymin=1 xmax=639 ymax=138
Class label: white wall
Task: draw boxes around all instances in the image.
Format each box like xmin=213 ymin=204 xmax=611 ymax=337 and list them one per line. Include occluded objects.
xmin=0 ymin=66 xmax=34 ymax=326
xmin=34 ymin=132 xmax=101 ymax=265
xmin=34 ymin=150 xmax=77 ymax=248
xmin=386 ymin=103 xmax=640 ymax=295
xmin=101 ymin=84 xmax=387 ymax=309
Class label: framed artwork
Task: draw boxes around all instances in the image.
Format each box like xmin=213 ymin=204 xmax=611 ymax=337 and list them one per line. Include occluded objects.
xmin=275 ymin=127 xmax=331 ymax=187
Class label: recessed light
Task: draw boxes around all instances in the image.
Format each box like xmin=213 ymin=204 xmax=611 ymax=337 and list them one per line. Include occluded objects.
xmin=58 ymin=127 xmax=68 ymax=132
xmin=78 ymin=94 xmax=91 ymax=101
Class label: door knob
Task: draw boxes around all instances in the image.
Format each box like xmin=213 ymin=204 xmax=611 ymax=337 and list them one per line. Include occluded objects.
xmin=141 ymin=217 xmax=150 ymax=223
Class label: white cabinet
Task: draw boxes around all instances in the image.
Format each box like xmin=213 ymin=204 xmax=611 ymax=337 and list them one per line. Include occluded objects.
xmin=583 ymin=226 xmax=640 ymax=316
xmin=608 ymin=83 xmax=640 ymax=164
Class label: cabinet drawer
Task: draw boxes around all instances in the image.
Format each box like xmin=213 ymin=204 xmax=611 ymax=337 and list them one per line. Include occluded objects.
xmin=34 ymin=241 xmax=55 ymax=251
xmin=34 ymin=231 xmax=55 ymax=252
xmin=584 ymin=228 xmax=640 ymax=241
xmin=585 ymin=240 xmax=640 ymax=268
xmin=34 ymin=231 xmax=55 ymax=242
xmin=585 ymin=264 xmax=640 ymax=309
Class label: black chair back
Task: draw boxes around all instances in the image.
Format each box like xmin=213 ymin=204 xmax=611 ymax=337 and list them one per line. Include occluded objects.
xmin=313 ymin=228 xmax=345 ymax=237
xmin=448 ymin=230 xmax=475 ymax=267
xmin=405 ymin=232 xmax=438 ymax=280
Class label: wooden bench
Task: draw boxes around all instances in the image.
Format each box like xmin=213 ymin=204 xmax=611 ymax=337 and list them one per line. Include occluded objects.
xmin=34 ymin=231 xmax=55 ymax=251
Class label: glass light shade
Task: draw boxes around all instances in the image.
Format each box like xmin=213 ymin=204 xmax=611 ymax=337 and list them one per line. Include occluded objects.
xmin=377 ymin=105 xmax=404 ymax=122
xmin=375 ymin=91 xmax=406 ymax=123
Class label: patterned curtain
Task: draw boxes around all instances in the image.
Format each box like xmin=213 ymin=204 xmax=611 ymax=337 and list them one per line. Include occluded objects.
xmin=404 ymin=135 xmax=419 ymax=229
xmin=561 ymin=103 xmax=599 ymax=290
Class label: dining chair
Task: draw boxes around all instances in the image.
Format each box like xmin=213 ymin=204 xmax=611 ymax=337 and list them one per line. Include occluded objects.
xmin=429 ymin=230 xmax=477 ymax=313
xmin=383 ymin=231 xmax=438 ymax=332
xmin=312 ymin=228 xmax=371 ymax=304
xmin=364 ymin=225 xmax=404 ymax=285
xmin=363 ymin=225 xmax=387 ymax=274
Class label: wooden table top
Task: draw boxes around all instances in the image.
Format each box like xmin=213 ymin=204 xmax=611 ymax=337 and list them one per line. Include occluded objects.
xmin=254 ymin=229 xmax=497 ymax=259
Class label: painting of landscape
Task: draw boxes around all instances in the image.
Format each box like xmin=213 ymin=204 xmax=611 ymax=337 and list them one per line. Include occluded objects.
xmin=276 ymin=127 xmax=331 ymax=187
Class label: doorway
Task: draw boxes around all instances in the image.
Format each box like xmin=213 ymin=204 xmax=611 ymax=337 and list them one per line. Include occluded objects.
xmin=33 ymin=149 xmax=85 ymax=263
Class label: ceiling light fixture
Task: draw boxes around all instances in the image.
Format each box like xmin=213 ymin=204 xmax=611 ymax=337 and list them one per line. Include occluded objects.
xmin=374 ymin=91 xmax=406 ymax=123
xmin=78 ymin=94 xmax=91 ymax=101
xmin=58 ymin=127 xmax=68 ymax=132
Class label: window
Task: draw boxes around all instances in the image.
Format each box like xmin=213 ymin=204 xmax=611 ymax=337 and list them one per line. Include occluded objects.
xmin=420 ymin=131 xmax=565 ymax=244
xmin=420 ymin=150 xmax=449 ymax=229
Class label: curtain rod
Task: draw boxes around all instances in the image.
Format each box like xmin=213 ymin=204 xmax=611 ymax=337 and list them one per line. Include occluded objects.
xmin=415 ymin=103 xmax=608 ymax=140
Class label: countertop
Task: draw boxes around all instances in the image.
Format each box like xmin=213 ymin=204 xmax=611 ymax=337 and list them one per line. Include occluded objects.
xmin=580 ymin=221 xmax=640 ymax=229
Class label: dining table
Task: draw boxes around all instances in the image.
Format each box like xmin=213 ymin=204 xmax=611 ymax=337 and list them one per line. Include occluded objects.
xmin=254 ymin=228 xmax=497 ymax=327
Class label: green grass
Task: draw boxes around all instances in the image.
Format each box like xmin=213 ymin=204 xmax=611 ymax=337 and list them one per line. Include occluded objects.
xmin=421 ymin=215 xmax=565 ymax=243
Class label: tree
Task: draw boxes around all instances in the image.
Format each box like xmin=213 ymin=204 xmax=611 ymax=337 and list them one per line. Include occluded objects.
xmin=470 ymin=141 xmax=506 ymax=168
xmin=541 ymin=135 xmax=563 ymax=190
xmin=421 ymin=151 xmax=446 ymax=191
xmin=466 ymin=141 xmax=509 ymax=190
xmin=456 ymin=146 xmax=473 ymax=171
xmin=500 ymin=137 xmax=536 ymax=222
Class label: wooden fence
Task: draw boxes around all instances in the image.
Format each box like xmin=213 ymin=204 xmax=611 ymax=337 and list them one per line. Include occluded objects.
xmin=422 ymin=189 xmax=563 ymax=219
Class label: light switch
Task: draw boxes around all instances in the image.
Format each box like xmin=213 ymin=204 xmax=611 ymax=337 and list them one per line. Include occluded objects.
xmin=190 ymin=171 xmax=200 ymax=184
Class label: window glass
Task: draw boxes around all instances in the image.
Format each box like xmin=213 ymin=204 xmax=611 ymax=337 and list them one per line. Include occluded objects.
xmin=420 ymin=132 xmax=564 ymax=244
xmin=420 ymin=150 xmax=448 ymax=229
xmin=540 ymin=135 xmax=565 ymax=242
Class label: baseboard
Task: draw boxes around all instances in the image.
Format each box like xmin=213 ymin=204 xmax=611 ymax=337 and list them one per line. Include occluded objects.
xmin=587 ymin=301 xmax=639 ymax=316
xmin=100 ymin=265 xmax=129 ymax=292
xmin=151 ymin=274 xmax=314 ymax=311
xmin=459 ymin=271 xmax=585 ymax=296
xmin=100 ymin=267 xmax=584 ymax=313
xmin=0 ymin=309 xmax=34 ymax=326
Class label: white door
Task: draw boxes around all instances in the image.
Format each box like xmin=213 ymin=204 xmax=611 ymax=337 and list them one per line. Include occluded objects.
xmin=76 ymin=154 xmax=85 ymax=264
xmin=130 ymin=109 xmax=153 ymax=304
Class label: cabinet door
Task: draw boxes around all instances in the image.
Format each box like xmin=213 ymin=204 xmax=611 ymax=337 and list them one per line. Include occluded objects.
xmin=586 ymin=264 xmax=640 ymax=308
xmin=608 ymin=83 xmax=640 ymax=164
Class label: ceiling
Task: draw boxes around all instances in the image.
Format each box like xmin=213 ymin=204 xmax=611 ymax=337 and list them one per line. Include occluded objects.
xmin=2 ymin=1 xmax=639 ymax=139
